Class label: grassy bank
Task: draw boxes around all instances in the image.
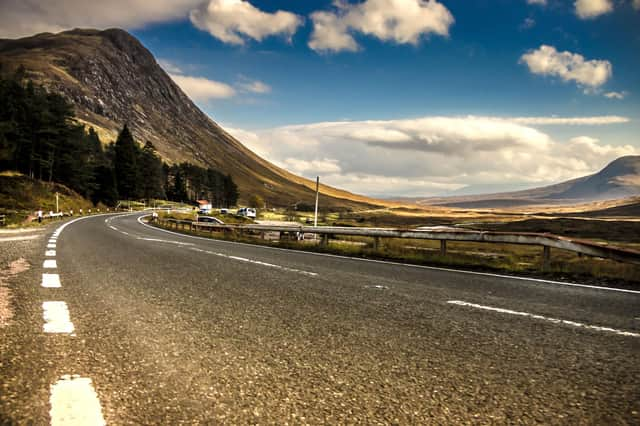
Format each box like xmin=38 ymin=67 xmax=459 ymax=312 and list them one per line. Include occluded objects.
xmin=0 ymin=172 xmax=96 ymax=226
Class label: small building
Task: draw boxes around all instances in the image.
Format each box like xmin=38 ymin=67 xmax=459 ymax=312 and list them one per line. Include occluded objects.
xmin=196 ymin=200 xmax=212 ymax=213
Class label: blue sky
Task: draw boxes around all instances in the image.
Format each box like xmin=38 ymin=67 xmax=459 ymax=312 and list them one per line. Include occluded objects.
xmin=2 ymin=0 xmax=639 ymax=196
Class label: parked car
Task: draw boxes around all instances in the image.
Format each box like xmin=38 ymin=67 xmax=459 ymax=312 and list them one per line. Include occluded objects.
xmin=219 ymin=208 xmax=229 ymax=214
xmin=236 ymin=207 xmax=256 ymax=218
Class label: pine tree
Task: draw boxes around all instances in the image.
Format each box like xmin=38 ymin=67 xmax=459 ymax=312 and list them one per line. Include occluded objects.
xmin=139 ymin=141 xmax=165 ymax=200
xmin=114 ymin=124 xmax=140 ymax=200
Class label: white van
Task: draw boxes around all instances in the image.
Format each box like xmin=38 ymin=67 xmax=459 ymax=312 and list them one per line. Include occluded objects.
xmin=237 ymin=207 xmax=256 ymax=218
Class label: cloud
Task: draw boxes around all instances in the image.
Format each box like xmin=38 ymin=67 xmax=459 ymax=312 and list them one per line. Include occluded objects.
xmin=527 ymin=0 xmax=547 ymax=5
xmin=169 ymin=74 xmax=236 ymax=101
xmin=520 ymin=17 xmax=536 ymax=30
xmin=603 ymin=91 xmax=627 ymax=100
xmin=634 ymin=0 xmax=640 ymax=10
xmin=510 ymin=116 xmax=629 ymax=125
xmin=189 ymin=0 xmax=302 ymax=45
xmin=574 ymin=0 xmax=613 ymax=19
xmin=157 ymin=59 xmax=184 ymax=74
xmin=520 ymin=45 xmax=612 ymax=90
xmin=237 ymin=78 xmax=271 ymax=94
xmin=0 ymin=0 xmax=201 ymax=38
xmin=308 ymin=0 xmax=454 ymax=53
xmin=224 ymin=115 xmax=636 ymax=197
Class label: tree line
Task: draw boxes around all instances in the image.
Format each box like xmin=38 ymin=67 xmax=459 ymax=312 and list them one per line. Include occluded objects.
xmin=0 ymin=70 xmax=238 ymax=207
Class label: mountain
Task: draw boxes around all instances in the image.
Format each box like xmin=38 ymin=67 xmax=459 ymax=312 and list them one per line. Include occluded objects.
xmin=404 ymin=156 xmax=640 ymax=208
xmin=0 ymin=28 xmax=379 ymax=209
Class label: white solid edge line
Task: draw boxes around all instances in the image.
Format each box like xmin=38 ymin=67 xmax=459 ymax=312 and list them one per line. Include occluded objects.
xmin=447 ymin=300 xmax=640 ymax=338
xmin=42 ymin=273 xmax=61 ymax=288
xmin=135 ymin=215 xmax=640 ymax=295
xmin=42 ymin=301 xmax=74 ymax=334
xmin=50 ymin=375 xmax=106 ymax=426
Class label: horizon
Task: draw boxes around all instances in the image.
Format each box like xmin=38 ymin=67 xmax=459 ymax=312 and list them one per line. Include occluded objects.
xmin=1 ymin=1 xmax=639 ymax=198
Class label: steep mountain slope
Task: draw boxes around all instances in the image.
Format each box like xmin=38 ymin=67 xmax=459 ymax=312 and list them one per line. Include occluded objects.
xmin=405 ymin=156 xmax=640 ymax=208
xmin=0 ymin=28 xmax=379 ymax=209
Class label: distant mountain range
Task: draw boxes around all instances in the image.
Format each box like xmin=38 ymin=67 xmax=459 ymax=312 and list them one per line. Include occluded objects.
xmin=397 ymin=156 xmax=640 ymax=208
xmin=0 ymin=28 xmax=379 ymax=209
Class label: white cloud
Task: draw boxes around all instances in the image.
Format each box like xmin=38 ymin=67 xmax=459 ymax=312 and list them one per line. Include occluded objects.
xmin=520 ymin=17 xmax=536 ymax=30
xmin=189 ymin=0 xmax=302 ymax=45
xmin=169 ymin=74 xmax=236 ymax=101
xmin=527 ymin=0 xmax=547 ymax=5
xmin=224 ymin=115 xmax=636 ymax=197
xmin=157 ymin=59 xmax=183 ymax=74
xmin=603 ymin=91 xmax=627 ymax=100
xmin=634 ymin=0 xmax=640 ymax=10
xmin=510 ymin=116 xmax=629 ymax=125
xmin=575 ymin=0 xmax=613 ymax=19
xmin=520 ymin=45 xmax=612 ymax=89
xmin=308 ymin=0 xmax=454 ymax=53
xmin=237 ymin=78 xmax=272 ymax=94
xmin=0 ymin=0 xmax=201 ymax=38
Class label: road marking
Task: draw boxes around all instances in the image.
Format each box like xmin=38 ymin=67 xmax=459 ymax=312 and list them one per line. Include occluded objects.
xmin=50 ymin=375 xmax=106 ymax=426
xmin=46 ymin=250 xmax=56 ymax=257
xmin=42 ymin=274 xmax=61 ymax=288
xmin=138 ymin=215 xmax=640 ymax=295
xmin=43 ymin=259 xmax=57 ymax=268
xmin=43 ymin=259 xmax=57 ymax=269
xmin=189 ymin=247 xmax=318 ymax=276
xmin=108 ymin=225 xmax=118 ymax=231
xmin=47 ymin=244 xmax=56 ymax=249
xmin=447 ymin=300 xmax=640 ymax=338
xmin=42 ymin=301 xmax=75 ymax=334
xmin=137 ymin=237 xmax=193 ymax=246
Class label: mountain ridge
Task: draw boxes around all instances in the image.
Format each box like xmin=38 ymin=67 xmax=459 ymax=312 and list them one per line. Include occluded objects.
xmin=394 ymin=156 xmax=640 ymax=208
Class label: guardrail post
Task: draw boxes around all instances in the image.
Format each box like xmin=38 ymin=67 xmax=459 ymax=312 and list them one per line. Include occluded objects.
xmin=373 ymin=236 xmax=381 ymax=251
xmin=440 ymin=240 xmax=447 ymax=256
xmin=543 ymin=246 xmax=551 ymax=271
xmin=320 ymin=234 xmax=329 ymax=248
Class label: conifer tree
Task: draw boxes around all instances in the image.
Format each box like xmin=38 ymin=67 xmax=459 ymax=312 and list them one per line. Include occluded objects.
xmin=114 ymin=124 xmax=140 ymax=200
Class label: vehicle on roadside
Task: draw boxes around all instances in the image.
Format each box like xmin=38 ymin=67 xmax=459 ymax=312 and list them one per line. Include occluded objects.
xmin=196 ymin=215 xmax=224 ymax=224
xmin=236 ymin=207 xmax=256 ymax=218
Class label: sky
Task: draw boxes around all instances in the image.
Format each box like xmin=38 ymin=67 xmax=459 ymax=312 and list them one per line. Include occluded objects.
xmin=1 ymin=0 xmax=639 ymax=197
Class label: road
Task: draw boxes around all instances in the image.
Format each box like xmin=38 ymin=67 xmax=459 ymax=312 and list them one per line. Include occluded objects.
xmin=1 ymin=213 xmax=639 ymax=424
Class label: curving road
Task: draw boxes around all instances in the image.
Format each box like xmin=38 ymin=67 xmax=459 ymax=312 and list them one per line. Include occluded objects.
xmin=1 ymin=212 xmax=639 ymax=424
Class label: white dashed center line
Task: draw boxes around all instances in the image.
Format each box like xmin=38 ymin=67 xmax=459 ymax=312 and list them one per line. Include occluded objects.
xmin=49 ymin=375 xmax=106 ymax=426
xmin=47 ymin=243 xmax=56 ymax=249
xmin=42 ymin=301 xmax=75 ymax=334
xmin=447 ymin=300 xmax=640 ymax=338
xmin=46 ymin=250 xmax=56 ymax=257
xmin=41 ymin=274 xmax=61 ymax=288
xmin=189 ymin=247 xmax=318 ymax=277
xmin=43 ymin=259 xmax=57 ymax=269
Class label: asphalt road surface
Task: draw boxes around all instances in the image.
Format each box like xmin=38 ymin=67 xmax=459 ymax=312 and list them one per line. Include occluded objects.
xmin=1 ymin=213 xmax=639 ymax=424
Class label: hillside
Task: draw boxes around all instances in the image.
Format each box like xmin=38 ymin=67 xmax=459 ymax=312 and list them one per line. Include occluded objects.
xmin=0 ymin=172 xmax=94 ymax=215
xmin=406 ymin=156 xmax=640 ymax=208
xmin=0 ymin=28 xmax=380 ymax=209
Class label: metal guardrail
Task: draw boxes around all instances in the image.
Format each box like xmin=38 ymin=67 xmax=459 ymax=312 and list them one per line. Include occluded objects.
xmin=155 ymin=218 xmax=640 ymax=267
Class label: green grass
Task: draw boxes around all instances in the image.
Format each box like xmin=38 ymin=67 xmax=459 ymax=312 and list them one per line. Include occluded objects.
xmin=0 ymin=172 xmax=95 ymax=225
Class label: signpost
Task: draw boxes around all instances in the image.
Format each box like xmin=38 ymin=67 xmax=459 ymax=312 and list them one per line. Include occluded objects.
xmin=314 ymin=176 xmax=319 ymax=227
